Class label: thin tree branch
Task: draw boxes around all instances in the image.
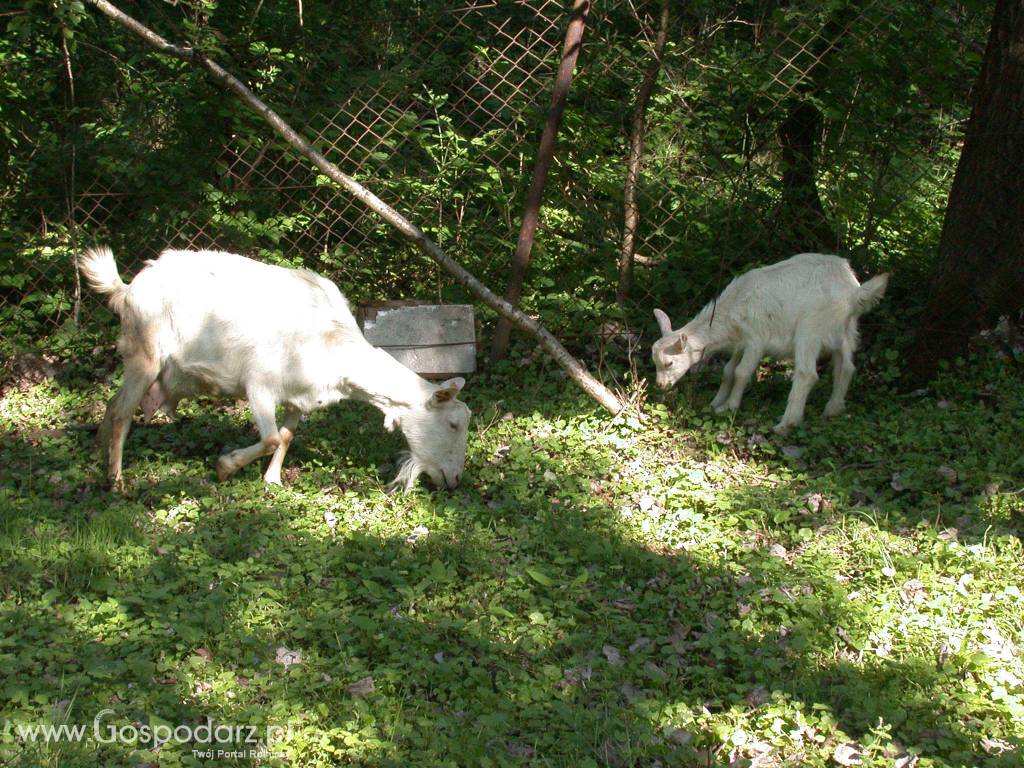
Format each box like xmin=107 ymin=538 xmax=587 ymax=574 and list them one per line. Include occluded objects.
xmin=617 ymin=0 xmax=670 ymax=304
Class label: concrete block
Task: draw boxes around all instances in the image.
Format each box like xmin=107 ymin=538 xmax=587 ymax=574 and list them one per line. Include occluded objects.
xmin=359 ymin=302 xmax=476 ymax=378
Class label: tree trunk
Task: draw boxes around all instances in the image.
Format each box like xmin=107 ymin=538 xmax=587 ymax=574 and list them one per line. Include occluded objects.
xmin=84 ymin=0 xmax=625 ymax=414
xmin=616 ymin=0 xmax=670 ymax=305
xmin=768 ymin=3 xmax=868 ymax=254
xmin=907 ymin=0 xmax=1024 ymax=384
xmin=775 ymin=98 xmax=836 ymax=252
xmin=490 ymin=0 xmax=590 ymax=361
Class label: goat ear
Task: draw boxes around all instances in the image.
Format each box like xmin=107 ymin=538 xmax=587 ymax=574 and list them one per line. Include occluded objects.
xmin=653 ymin=308 xmax=673 ymax=336
xmin=670 ymin=334 xmax=686 ymax=354
xmin=429 ymin=377 xmax=465 ymax=407
xmin=384 ymin=412 xmax=400 ymax=432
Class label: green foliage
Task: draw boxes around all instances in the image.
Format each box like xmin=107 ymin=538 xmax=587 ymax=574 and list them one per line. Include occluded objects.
xmin=0 ymin=352 xmax=1022 ymax=766
xmin=1 ymin=0 xmax=995 ymax=357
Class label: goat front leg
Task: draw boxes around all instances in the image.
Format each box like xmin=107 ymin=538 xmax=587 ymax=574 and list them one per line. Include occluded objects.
xmin=775 ymin=340 xmax=820 ymax=435
xmin=710 ymin=348 xmax=743 ymax=410
xmin=262 ymin=407 xmax=301 ymax=485
xmin=716 ymin=344 xmax=763 ymax=414
xmin=216 ymin=390 xmax=281 ymax=482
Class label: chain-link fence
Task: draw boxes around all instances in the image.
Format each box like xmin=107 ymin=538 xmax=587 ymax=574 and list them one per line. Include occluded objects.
xmin=1 ymin=0 xmax=989 ymax=368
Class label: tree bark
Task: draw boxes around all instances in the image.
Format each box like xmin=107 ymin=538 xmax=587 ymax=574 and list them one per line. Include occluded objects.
xmin=767 ymin=3 xmax=869 ymax=254
xmin=616 ymin=0 xmax=670 ymax=305
xmin=490 ymin=0 xmax=590 ymax=361
xmin=907 ymin=0 xmax=1024 ymax=384
xmin=84 ymin=0 xmax=625 ymax=414
xmin=775 ymin=98 xmax=835 ymax=252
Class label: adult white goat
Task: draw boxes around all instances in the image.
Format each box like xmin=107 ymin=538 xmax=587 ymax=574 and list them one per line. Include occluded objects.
xmin=652 ymin=253 xmax=888 ymax=434
xmin=79 ymin=246 xmax=471 ymax=491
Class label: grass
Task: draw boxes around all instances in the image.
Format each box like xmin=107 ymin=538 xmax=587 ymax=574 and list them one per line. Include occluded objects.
xmin=0 ymin=348 xmax=1021 ymax=767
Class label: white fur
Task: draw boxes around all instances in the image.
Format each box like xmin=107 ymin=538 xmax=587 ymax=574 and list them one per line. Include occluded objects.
xmin=652 ymin=253 xmax=888 ymax=434
xmin=79 ymin=246 xmax=471 ymax=490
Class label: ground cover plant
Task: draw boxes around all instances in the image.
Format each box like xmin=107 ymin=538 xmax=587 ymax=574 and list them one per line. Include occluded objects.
xmin=1 ymin=340 xmax=1021 ymax=767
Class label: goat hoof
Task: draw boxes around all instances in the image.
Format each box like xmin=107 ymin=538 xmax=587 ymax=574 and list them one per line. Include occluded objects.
xmin=216 ymin=456 xmax=234 ymax=482
xmin=713 ymin=402 xmax=736 ymax=414
xmin=772 ymin=422 xmax=793 ymax=436
xmin=823 ymin=403 xmax=845 ymax=418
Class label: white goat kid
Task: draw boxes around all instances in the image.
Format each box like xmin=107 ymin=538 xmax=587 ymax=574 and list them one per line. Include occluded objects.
xmin=79 ymin=246 xmax=471 ymax=491
xmin=652 ymin=253 xmax=888 ymax=435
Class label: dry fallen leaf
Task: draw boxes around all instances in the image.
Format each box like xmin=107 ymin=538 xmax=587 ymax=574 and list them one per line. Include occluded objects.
xmin=347 ymin=675 xmax=375 ymax=697
xmin=620 ymin=683 xmax=645 ymax=702
xmin=833 ymin=743 xmax=863 ymax=766
xmin=805 ymin=492 xmax=830 ymax=513
xmin=664 ymin=726 xmax=692 ymax=746
xmin=602 ymin=644 xmax=623 ymax=666
xmin=559 ymin=664 xmax=592 ymax=688
xmin=274 ymin=646 xmax=304 ymax=669
xmin=668 ymin=622 xmax=691 ymax=654
xmin=745 ymin=685 xmax=770 ymax=707
xmin=507 ymin=742 xmax=535 ymax=758
xmin=629 ymin=636 xmax=651 ymax=653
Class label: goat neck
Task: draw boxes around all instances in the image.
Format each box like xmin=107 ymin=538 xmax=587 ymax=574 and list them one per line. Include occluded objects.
xmin=338 ymin=337 xmax=434 ymax=413
xmin=683 ymin=300 xmax=734 ymax=356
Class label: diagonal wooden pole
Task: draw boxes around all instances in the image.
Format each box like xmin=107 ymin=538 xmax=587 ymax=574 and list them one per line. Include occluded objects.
xmin=490 ymin=0 xmax=591 ymax=361
xmin=83 ymin=0 xmax=625 ymax=414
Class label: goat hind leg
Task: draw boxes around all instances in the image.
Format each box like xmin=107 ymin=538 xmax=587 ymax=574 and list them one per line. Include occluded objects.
xmin=824 ymin=338 xmax=856 ymax=418
xmin=102 ymin=355 xmax=161 ymax=489
xmin=774 ymin=341 xmax=820 ymax=434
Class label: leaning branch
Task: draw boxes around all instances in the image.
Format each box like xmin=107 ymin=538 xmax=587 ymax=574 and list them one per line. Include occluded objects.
xmin=84 ymin=0 xmax=625 ymax=414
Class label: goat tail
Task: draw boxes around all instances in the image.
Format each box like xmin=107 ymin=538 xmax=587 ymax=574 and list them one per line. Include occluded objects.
xmin=854 ymin=273 xmax=889 ymax=315
xmin=79 ymin=245 xmax=128 ymax=315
